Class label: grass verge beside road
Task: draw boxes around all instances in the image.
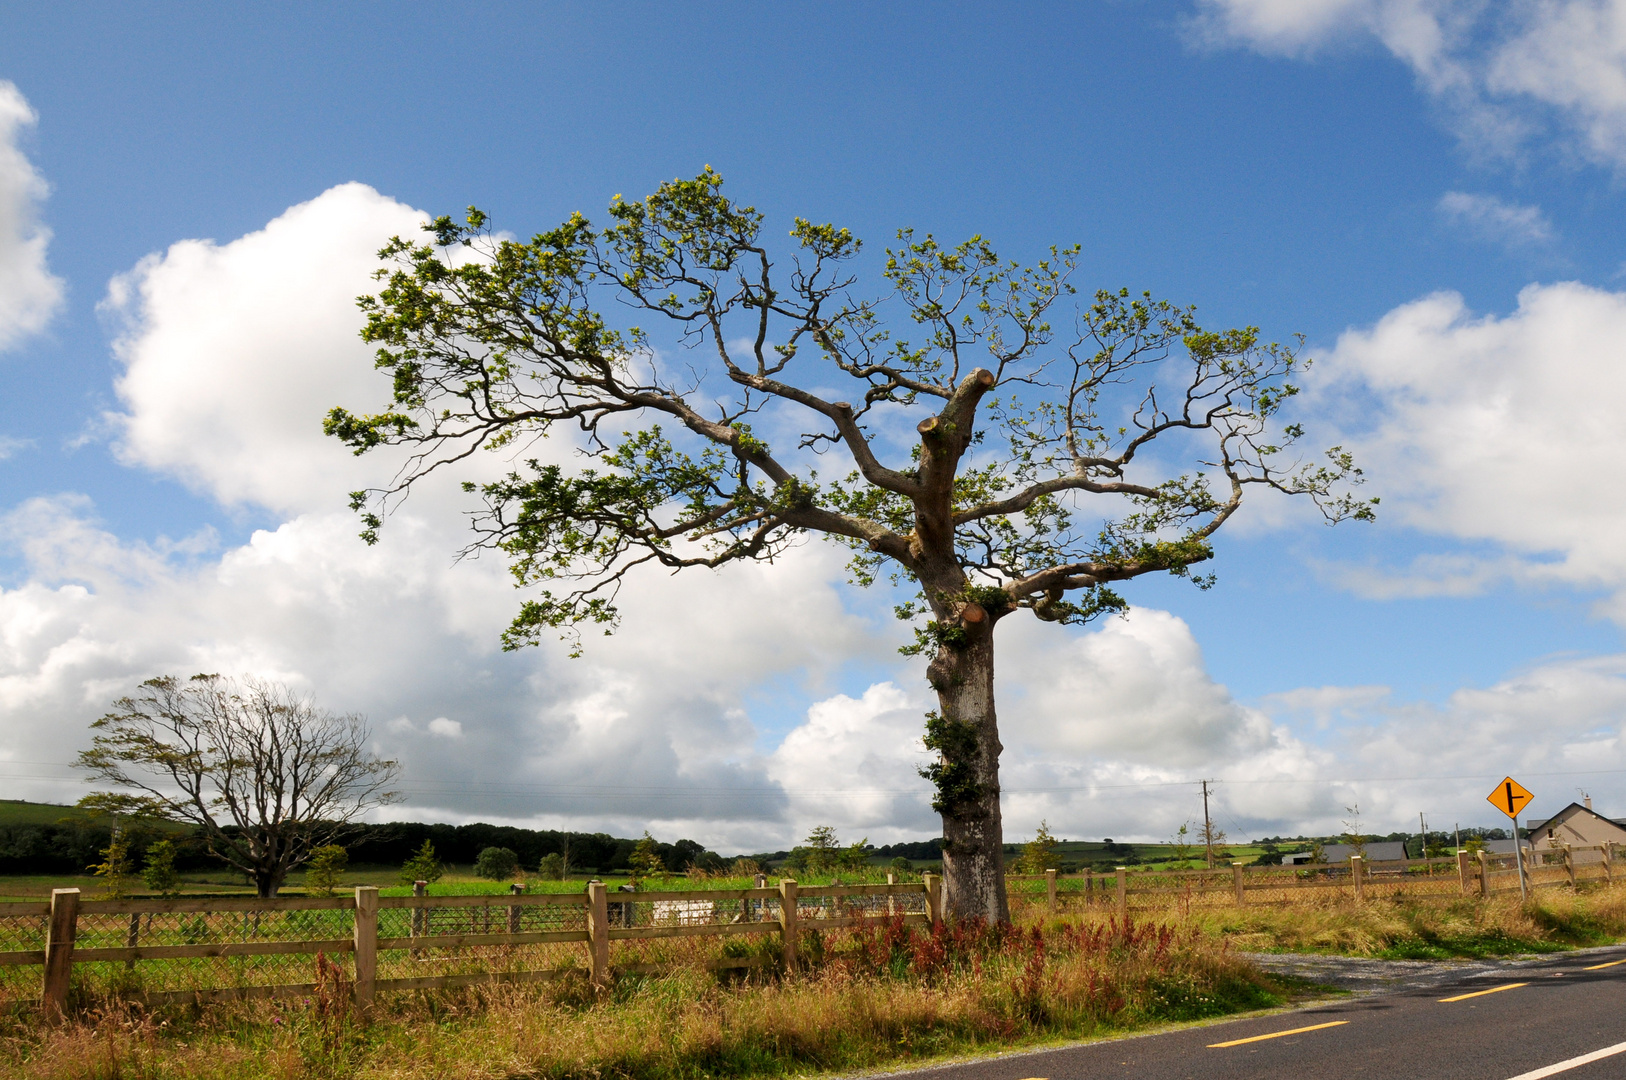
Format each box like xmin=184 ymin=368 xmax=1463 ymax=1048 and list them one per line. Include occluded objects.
xmin=0 ymin=916 xmax=1283 ymax=1080
xmin=1189 ymin=887 xmax=1626 ymax=958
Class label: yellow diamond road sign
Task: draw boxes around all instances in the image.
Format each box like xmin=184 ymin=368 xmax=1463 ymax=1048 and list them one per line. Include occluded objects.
xmin=1488 ymin=777 xmax=1534 ymax=820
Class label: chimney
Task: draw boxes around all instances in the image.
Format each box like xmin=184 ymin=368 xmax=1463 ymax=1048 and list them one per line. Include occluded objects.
xmin=1586 ymin=794 xmax=1594 ymax=810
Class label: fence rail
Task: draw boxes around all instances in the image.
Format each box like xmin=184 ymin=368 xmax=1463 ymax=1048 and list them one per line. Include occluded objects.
xmin=1 ymin=873 xmax=943 ymax=1016
xmin=4 ymin=842 xmax=1616 ymax=1015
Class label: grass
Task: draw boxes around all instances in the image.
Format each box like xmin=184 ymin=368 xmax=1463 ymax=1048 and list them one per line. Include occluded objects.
xmin=0 ymin=867 xmax=927 ymax=902
xmin=1183 ymin=886 xmax=1626 ymax=958
xmin=0 ymin=913 xmax=1287 ymax=1080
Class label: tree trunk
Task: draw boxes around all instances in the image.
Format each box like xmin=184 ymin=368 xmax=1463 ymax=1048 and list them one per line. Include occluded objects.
xmin=255 ymin=868 xmax=282 ymax=899
xmin=930 ymin=626 xmax=1010 ymax=923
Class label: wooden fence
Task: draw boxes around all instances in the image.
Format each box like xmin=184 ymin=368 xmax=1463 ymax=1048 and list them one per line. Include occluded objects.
xmin=3 ymin=844 xmax=1618 ymax=1015
xmin=1004 ymin=842 xmax=1623 ymax=916
xmin=0 ymin=875 xmax=940 ymax=1016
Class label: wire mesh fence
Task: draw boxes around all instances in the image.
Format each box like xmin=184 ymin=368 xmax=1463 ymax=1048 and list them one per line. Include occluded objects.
xmin=6 ymin=849 xmax=1619 ymax=1008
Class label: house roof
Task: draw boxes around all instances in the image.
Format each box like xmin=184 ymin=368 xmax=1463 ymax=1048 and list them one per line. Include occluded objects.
xmin=1480 ymin=839 xmax=1531 ymax=855
xmin=1324 ymin=841 xmax=1409 ymax=862
xmin=1285 ymin=841 xmax=1409 ymax=863
xmin=1524 ymin=802 xmax=1626 ymax=837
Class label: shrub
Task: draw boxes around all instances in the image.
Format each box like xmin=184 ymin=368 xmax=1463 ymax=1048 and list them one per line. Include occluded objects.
xmin=474 ymin=846 xmax=519 ymax=881
xmin=399 ymin=839 xmax=443 ymax=886
xmin=305 ymin=844 xmax=348 ymax=896
xmin=1017 ymin=820 xmax=1059 ymax=874
xmin=89 ymin=832 xmax=134 ymax=898
xmin=141 ymin=837 xmax=181 ymax=897
xmin=537 ymin=852 xmax=565 ymax=880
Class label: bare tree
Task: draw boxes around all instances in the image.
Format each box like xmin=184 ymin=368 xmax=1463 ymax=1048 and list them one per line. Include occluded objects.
xmin=77 ymin=674 xmax=398 ymax=897
xmin=325 ymin=170 xmax=1373 ymax=921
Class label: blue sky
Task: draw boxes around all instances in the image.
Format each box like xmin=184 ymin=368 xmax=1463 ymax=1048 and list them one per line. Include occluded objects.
xmin=4 ymin=1 xmax=1626 ymax=849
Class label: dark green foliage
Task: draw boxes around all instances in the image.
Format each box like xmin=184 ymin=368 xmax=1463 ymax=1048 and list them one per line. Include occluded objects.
xmin=399 ymin=840 xmax=444 ymax=886
xmin=473 ymin=846 xmax=520 ymax=881
xmin=919 ymin=711 xmax=983 ymax=814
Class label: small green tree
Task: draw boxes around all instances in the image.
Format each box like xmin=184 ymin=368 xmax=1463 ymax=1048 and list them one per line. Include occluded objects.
xmin=1169 ymin=822 xmax=1194 ymax=868
xmin=305 ymin=844 xmax=348 ymax=896
xmin=90 ymin=831 xmax=134 ymax=898
xmin=141 ymin=837 xmax=181 ymax=897
xmin=537 ymin=852 xmax=565 ymax=880
xmin=1018 ymin=820 xmax=1059 ymax=874
xmin=474 ymin=846 xmax=520 ymax=881
xmin=801 ymin=826 xmax=841 ymax=874
xmin=890 ymin=856 xmax=914 ymax=874
xmin=629 ymin=831 xmax=666 ymax=883
xmin=400 ymin=839 xmax=444 ymax=886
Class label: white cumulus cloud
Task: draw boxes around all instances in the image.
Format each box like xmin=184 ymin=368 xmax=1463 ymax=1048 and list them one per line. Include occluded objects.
xmin=0 ymin=81 xmax=63 ymax=352
xmin=1310 ymin=280 xmax=1626 ymax=612
xmin=103 ymin=183 xmax=427 ymax=515
xmin=1193 ymin=0 xmax=1626 ymax=169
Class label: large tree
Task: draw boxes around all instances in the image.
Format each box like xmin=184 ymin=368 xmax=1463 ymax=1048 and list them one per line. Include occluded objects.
xmin=326 ymin=171 xmax=1373 ymax=921
xmin=78 ymin=675 xmax=399 ymax=897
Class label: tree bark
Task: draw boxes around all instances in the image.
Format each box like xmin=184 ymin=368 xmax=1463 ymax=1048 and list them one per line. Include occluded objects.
xmin=930 ymin=624 xmax=1010 ymax=923
xmin=255 ymin=868 xmax=283 ymax=899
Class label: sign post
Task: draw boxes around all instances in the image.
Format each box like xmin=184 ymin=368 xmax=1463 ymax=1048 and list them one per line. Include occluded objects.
xmin=1486 ymin=777 xmax=1534 ymax=902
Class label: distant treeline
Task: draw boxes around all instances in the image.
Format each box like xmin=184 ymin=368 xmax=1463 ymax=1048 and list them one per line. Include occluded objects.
xmin=0 ymin=821 xmax=210 ymax=876
xmin=0 ymin=817 xmax=728 ymax=878
xmin=740 ymin=838 xmax=944 ymax=866
xmin=344 ymin=821 xmax=724 ymax=875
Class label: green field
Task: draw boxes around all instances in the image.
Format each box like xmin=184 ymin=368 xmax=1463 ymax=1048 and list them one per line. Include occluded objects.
xmin=0 ymin=799 xmax=94 ymax=826
xmin=0 ymin=798 xmax=1308 ymax=899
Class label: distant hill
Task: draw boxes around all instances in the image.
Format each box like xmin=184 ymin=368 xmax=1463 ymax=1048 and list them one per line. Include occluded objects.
xmin=0 ymin=800 xmax=85 ymax=826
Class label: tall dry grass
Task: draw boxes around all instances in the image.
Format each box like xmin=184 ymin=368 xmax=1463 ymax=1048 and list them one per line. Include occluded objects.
xmin=1113 ymin=885 xmax=1626 ymax=958
xmin=0 ymin=916 xmax=1279 ymax=1080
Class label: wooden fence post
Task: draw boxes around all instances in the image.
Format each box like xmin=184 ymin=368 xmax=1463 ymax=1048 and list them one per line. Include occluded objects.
xmin=1477 ymin=851 xmax=1490 ymax=897
xmin=1457 ymin=850 xmax=1471 ymax=894
xmin=410 ymin=880 xmax=426 ymax=956
xmin=1115 ymin=867 xmax=1128 ymax=918
xmin=585 ymin=880 xmax=609 ymax=986
xmin=1232 ymin=861 xmax=1246 ymax=906
xmin=1564 ymin=844 xmax=1576 ymax=887
xmin=886 ymin=872 xmax=896 ymax=917
xmin=779 ymin=879 xmax=800 ymax=969
xmin=352 ymin=886 xmax=378 ymax=1008
xmin=923 ymin=873 xmax=942 ymax=927
xmin=1606 ymin=843 xmax=1616 ymax=886
xmin=1045 ymin=869 xmax=1058 ymax=915
xmin=1350 ymin=856 xmax=1364 ymax=903
xmin=509 ymin=882 xmax=524 ymax=934
xmin=42 ymin=888 xmax=78 ymax=1020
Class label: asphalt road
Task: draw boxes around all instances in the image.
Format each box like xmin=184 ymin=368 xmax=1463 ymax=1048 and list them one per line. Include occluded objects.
xmin=891 ymin=947 xmax=1626 ymax=1080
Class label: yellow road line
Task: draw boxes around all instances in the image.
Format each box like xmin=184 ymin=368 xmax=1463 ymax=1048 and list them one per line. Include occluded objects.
xmin=1438 ymin=982 xmax=1527 ymax=1002
xmin=1207 ymin=1020 xmax=1348 ymax=1048
xmin=1583 ymin=958 xmax=1626 ymax=970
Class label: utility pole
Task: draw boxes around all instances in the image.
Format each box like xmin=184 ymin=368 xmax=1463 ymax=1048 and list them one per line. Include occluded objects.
xmin=1419 ymin=812 xmax=1427 ymax=859
xmin=1202 ymin=780 xmax=1215 ymax=870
